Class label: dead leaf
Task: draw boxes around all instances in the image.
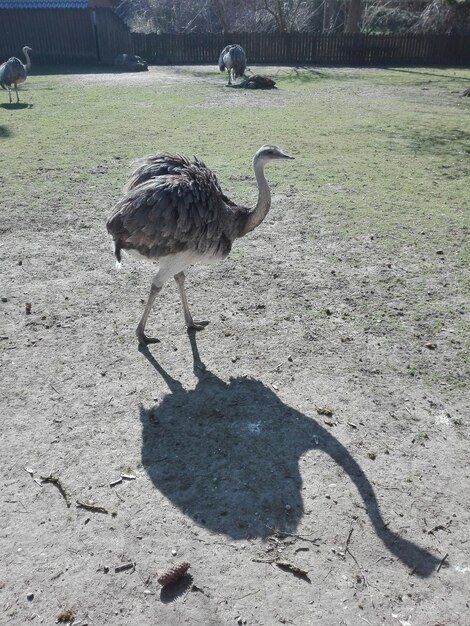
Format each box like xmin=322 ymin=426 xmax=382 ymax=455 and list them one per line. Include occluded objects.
xmin=275 ymin=560 xmax=311 ymax=582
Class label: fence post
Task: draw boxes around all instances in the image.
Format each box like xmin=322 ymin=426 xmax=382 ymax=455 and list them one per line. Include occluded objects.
xmin=90 ymin=9 xmax=101 ymax=63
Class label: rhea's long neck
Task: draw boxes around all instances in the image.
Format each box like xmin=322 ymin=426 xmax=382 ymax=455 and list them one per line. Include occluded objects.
xmin=23 ymin=48 xmax=31 ymax=70
xmin=239 ymin=157 xmax=271 ymax=237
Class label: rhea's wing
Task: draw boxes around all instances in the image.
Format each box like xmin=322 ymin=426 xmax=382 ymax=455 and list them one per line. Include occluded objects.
xmin=231 ymin=46 xmax=247 ymax=78
xmin=3 ymin=58 xmax=25 ymax=83
xmin=0 ymin=62 xmax=7 ymax=87
xmin=107 ymin=172 xmax=233 ymax=261
xmin=123 ymin=152 xmax=194 ymax=193
xmin=0 ymin=59 xmax=18 ymax=86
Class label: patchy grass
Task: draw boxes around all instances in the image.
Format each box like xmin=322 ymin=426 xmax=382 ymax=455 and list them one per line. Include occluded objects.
xmin=1 ymin=64 xmax=469 ymax=368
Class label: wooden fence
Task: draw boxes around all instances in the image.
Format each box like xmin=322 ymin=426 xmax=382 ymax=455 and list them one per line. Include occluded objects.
xmin=0 ymin=9 xmax=98 ymax=64
xmin=1 ymin=8 xmax=469 ymax=67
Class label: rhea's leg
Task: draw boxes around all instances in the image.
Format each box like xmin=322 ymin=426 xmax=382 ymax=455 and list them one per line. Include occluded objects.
xmin=136 ymin=276 xmax=163 ymax=345
xmin=227 ymin=68 xmax=232 ymax=86
xmin=174 ymin=271 xmax=209 ymax=331
xmin=15 ymin=84 xmax=19 ymax=103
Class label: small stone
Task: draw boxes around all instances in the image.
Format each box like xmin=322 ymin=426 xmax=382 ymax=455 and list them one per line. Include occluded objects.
xmin=171 ymin=549 xmax=177 ymax=556
xmin=25 ymin=303 xmax=32 ymax=315
xmin=425 ymin=342 xmax=437 ymax=350
xmin=27 ymin=592 xmax=34 ymax=601
xmin=1 ymin=297 xmax=7 ymax=303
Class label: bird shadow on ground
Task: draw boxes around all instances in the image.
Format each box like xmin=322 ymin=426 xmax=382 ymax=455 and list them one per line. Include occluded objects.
xmin=0 ymin=102 xmax=32 ymax=110
xmin=139 ymin=333 xmax=441 ymax=578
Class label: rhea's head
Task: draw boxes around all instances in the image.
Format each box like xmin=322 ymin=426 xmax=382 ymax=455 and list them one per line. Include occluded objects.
xmin=253 ymin=145 xmax=294 ymax=167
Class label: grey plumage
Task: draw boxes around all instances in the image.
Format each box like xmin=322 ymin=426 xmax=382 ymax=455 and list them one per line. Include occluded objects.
xmin=106 ymin=145 xmax=294 ymax=345
xmin=218 ymin=44 xmax=247 ymax=85
xmin=109 ymin=153 xmax=237 ymax=263
xmin=0 ymin=46 xmax=32 ymax=103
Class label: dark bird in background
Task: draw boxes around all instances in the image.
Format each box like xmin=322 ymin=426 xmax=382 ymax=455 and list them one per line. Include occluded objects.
xmin=218 ymin=44 xmax=247 ymax=86
xmin=228 ymin=75 xmax=277 ymax=90
xmin=106 ymin=145 xmax=294 ymax=345
xmin=114 ymin=53 xmax=148 ymax=72
xmin=0 ymin=46 xmax=32 ymax=103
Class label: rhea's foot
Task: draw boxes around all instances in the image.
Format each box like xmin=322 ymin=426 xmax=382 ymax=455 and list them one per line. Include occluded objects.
xmin=136 ymin=329 xmax=160 ymax=345
xmin=186 ymin=320 xmax=210 ymax=331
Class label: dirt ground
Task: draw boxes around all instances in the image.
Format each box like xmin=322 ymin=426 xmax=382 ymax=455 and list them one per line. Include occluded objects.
xmin=1 ymin=67 xmax=469 ymax=626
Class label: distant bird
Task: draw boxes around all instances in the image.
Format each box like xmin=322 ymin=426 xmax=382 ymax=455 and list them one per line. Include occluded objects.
xmin=107 ymin=145 xmax=294 ymax=344
xmin=218 ymin=44 xmax=246 ymax=86
xmin=114 ymin=53 xmax=148 ymax=72
xmin=228 ymin=74 xmax=277 ymax=90
xmin=0 ymin=46 xmax=32 ymax=103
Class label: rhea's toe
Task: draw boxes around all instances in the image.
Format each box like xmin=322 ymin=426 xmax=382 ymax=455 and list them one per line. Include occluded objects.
xmin=137 ymin=330 xmax=160 ymax=345
xmin=144 ymin=336 xmax=160 ymax=344
xmin=187 ymin=320 xmax=210 ymax=331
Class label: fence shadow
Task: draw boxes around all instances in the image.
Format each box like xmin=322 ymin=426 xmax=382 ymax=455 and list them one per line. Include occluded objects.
xmin=32 ymin=65 xmax=127 ymax=76
xmin=139 ymin=334 xmax=441 ymax=578
xmin=386 ymin=67 xmax=469 ymax=82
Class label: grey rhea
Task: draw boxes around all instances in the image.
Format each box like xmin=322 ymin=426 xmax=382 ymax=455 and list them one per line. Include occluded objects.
xmin=218 ymin=44 xmax=247 ymax=85
xmin=106 ymin=145 xmax=294 ymax=345
xmin=0 ymin=46 xmax=32 ymax=103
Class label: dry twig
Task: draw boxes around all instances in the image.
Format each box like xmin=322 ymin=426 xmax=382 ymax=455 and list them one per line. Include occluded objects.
xmin=344 ymin=526 xmax=375 ymax=608
xmin=115 ymin=562 xmax=135 ymax=573
xmin=437 ymin=552 xmax=449 ymax=572
xmin=76 ymin=500 xmax=108 ymax=514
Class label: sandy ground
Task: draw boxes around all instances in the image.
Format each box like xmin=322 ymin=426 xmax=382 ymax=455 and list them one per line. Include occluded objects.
xmin=1 ymin=67 xmax=469 ymax=626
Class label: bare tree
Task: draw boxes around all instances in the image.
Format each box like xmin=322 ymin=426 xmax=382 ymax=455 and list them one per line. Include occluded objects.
xmin=210 ymin=0 xmax=258 ymax=31
xmin=255 ymin=0 xmax=322 ymax=32
xmin=114 ymin=0 xmax=157 ymax=32
xmin=411 ymin=0 xmax=470 ymax=34
xmin=323 ymin=0 xmax=341 ymax=32
xmin=344 ymin=0 xmax=363 ymax=32
xmin=122 ymin=0 xmax=341 ymax=33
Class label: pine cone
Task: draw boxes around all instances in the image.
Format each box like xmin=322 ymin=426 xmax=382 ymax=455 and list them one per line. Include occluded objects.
xmin=157 ymin=561 xmax=190 ymax=586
